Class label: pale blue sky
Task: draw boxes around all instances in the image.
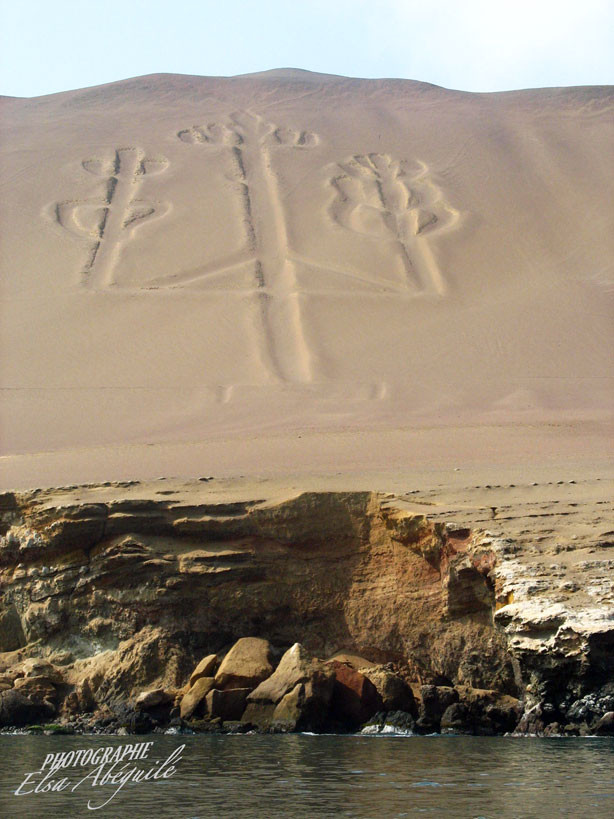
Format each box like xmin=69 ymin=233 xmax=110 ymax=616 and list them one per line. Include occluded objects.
xmin=1 ymin=0 xmax=612 ymax=97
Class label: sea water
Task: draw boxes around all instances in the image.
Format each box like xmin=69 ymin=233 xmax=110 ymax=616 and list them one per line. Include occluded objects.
xmin=1 ymin=734 xmax=612 ymax=817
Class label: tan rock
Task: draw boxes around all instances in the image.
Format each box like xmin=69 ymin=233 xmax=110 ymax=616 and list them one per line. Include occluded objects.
xmin=13 ymin=676 xmax=58 ymax=704
xmin=21 ymin=659 xmax=63 ymax=684
xmin=77 ymin=679 xmax=95 ymax=712
xmin=272 ymin=683 xmax=303 ymax=727
xmin=189 ymin=654 xmax=218 ymax=688
xmin=48 ymin=650 xmax=74 ymax=667
xmin=215 ymin=638 xmax=273 ymax=691
xmin=77 ymin=626 xmax=189 ymax=703
xmin=248 ymin=643 xmax=313 ymax=704
xmin=328 ymin=652 xmax=376 ymax=670
xmin=135 ymin=688 xmax=173 ymax=710
xmin=245 ymin=666 xmax=335 ymax=732
xmin=174 ymin=684 xmax=189 ymax=706
xmin=360 ymin=666 xmax=415 ymax=713
xmin=62 ymin=692 xmax=80 ymax=716
xmin=180 ymin=677 xmax=215 ymax=719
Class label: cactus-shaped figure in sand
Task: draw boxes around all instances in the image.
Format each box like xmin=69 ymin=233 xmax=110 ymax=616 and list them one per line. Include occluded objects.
xmin=331 ymin=153 xmax=458 ymax=296
xmin=176 ymin=111 xmax=319 ymax=383
xmin=55 ymin=147 xmax=169 ymax=289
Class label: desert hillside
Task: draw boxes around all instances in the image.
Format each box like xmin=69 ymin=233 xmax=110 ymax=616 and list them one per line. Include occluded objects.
xmin=1 ymin=71 xmax=612 ymax=487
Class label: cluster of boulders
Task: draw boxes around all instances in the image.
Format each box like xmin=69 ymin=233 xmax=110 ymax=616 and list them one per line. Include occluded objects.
xmin=124 ymin=638 xmax=525 ymax=736
xmin=2 ymin=637 xmax=614 ymax=736
xmin=514 ymin=686 xmax=614 ymax=737
xmin=0 ymin=658 xmax=65 ymax=727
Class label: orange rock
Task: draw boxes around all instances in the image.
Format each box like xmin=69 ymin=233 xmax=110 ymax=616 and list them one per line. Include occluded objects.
xmin=327 ymin=661 xmax=383 ymax=728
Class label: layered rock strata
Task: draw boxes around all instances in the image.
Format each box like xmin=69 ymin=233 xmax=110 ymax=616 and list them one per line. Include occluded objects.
xmin=0 ymin=484 xmax=612 ymax=735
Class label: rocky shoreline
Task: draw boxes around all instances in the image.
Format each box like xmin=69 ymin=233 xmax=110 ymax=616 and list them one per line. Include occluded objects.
xmin=1 ymin=483 xmax=613 ymax=737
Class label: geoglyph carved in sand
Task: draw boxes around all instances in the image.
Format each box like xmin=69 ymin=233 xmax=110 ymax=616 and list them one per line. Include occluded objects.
xmin=53 ymin=147 xmax=169 ymax=289
xmin=330 ymin=153 xmax=459 ymax=296
xmin=49 ymin=123 xmax=458 ymax=386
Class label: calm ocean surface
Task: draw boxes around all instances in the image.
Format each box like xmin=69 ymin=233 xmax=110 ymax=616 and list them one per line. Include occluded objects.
xmin=1 ymin=734 xmax=612 ymax=818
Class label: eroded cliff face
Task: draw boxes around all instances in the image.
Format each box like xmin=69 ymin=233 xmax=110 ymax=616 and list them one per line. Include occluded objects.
xmin=0 ymin=482 xmax=612 ymax=733
xmin=491 ymin=538 xmax=614 ymax=724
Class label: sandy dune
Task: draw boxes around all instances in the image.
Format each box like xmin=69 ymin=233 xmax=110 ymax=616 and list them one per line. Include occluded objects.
xmin=0 ymin=70 xmax=612 ymax=488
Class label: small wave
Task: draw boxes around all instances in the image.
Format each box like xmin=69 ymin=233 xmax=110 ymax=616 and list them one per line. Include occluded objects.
xmin=360 ymin=724 xmax=414 ymax=736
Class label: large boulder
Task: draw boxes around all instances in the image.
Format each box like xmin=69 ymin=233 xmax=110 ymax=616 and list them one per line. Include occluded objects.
xmin=594 ymin=712 xmax=614 ymax=735
xmin=180 ymin=677 xmax=216 ymax=719
xmin=248 ymin=643 xmax=313 ymax=704
xmin=244 ymin=644 xmax=335 ymax=731
xmin=135 ymin=688 xmax=173 ymax=710
xmin=416 ymin=685 xmax=459 ymax=732
xmin=359 ymin=665 xmax=416 ymax=715
xmin=270 ymin=683 xmax=303 ymax=729
xmin=206 ymin=688 xmax=250 ymax=721
xmin=0 ymin=689 xmax=54 ymax=726
xmin=270 ymin=670 xmax=335 ymax=732
xmin=439 ymin=687 xmax=521 ymax=735
xmin=189 ymin=654 xmax=218 ymax=687
xmin=241 ymin=700 xmax=276 ymax=728
xmin=215 ymin=638 xmax=274 ymax=691
xmin=111 ymin=702 xmax=156 ymax=734
xmin=455 ymin=686 xmax=521 ymax=735
xmin=13 ymin=676 xmax=58 ymax=705
xmin=327 ymin=661 xmax=383 ymax=729
xmin=440 ymin=702 xmax=471 ymax=733
xmin=20 ymin=658 xmax=64 ymax=683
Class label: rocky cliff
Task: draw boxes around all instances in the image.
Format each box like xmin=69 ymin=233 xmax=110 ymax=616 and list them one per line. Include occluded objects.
xmin=0 ymin=482 xmax=612 ymax=735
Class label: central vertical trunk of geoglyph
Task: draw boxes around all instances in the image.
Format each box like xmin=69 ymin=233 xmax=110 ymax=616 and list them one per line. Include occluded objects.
xmin=231 ymin=112 xmax=313 ymax=383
